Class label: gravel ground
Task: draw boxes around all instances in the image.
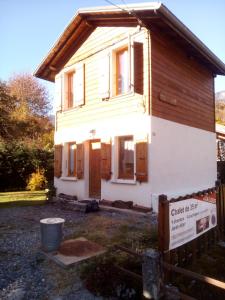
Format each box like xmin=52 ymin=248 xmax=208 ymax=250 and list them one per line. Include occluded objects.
xmin=0 ymin=203 xmax=157 ymax=300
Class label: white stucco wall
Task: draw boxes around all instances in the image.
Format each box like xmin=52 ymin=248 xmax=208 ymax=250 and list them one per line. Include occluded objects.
xmin=150 ymin=116 xmax=217 ymax=212
xmin=54 ymin=177 xmax=86 ymax=200
xmin=54 ymin=113 xmax=152 ymax=204
xmin=54 ymin=114 xmax=216 ymax=210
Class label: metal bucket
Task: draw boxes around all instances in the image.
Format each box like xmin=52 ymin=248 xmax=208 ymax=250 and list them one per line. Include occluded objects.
xmin=40 ymin=218 xmax=65 ymax=252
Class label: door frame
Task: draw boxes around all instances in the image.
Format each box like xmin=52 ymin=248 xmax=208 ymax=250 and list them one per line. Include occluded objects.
xmin=89 ymin=139 xmax=101 ymax=198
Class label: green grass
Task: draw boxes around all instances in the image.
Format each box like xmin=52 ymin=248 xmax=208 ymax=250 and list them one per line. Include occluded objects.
xmin=0 ymin=190 xmax=47 ymax=206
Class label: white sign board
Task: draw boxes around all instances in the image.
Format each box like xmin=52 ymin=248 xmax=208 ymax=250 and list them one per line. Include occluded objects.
xmin=169 ymin=194 xmax=217 ymax=250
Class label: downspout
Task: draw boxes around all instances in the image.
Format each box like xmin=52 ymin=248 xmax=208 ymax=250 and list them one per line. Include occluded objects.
xmin=213 ymin=74 xmax=216 ymax=134
xmin=147 ymin=29 xmax=152 ymax=116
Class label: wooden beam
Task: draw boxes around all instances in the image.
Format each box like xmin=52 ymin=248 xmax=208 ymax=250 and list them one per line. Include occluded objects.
xmin=163 ymin=262 xmax=225 ymax=291
xmin=91 ymin=21 xmax=138 ymax=27
xmin=114 ymin=245 xmax=142 ymax=258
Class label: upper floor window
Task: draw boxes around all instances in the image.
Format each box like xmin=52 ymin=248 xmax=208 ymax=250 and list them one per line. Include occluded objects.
xmin=64 ymin=63 xmax=85 ymax=110
xmin=67 ymin=72 xmax=74 ymax=109
xmin=98 ymin=38 xmax=144 ymax=100
xmin=116 ymin=47 xmax=129 ymax=95
xmin=118 ymin=135 xmax=134 ymax=180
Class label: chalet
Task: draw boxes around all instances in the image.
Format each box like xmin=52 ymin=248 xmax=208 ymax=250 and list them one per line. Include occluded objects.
xmin=35 ymin=3 xmax=225 ymax=211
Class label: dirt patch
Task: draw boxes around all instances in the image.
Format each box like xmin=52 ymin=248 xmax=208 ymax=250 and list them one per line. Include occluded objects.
xmin=58 ymin=238 xmax=104 ymax=257
xmin=80 ymin=252 xmax=143 ymax=299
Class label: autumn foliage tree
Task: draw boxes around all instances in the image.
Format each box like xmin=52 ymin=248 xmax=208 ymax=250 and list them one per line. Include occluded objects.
xmin=8 ymin=73 xmax=53 ymax=147
xmin=0 ymin=73 xmax=54 ymax=191
xmin=0 ymin=81 xmax=16 ymax=141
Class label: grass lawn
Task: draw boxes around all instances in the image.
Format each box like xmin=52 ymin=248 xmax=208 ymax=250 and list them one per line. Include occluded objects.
xmin=0 ymin=190 xmax=47 ymax=206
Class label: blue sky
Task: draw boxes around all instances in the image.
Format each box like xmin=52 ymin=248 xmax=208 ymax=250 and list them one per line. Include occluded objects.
xmin=1 ymin=0 xmax=225 ymax=96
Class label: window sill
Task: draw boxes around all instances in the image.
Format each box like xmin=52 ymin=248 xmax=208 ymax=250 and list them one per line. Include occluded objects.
xmin=60 ymin=177 xmax=78 ymax=181
xmin=110 ymin=179 xmax=136 ymax=185
xmin=62 ymin=105 xmax=84 ymax=113
xmin=109 ymin=90 xmax=134 ymax=101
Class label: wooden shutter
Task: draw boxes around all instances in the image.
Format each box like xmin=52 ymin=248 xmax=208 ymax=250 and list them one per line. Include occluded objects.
xmin=76 ymin=143 xmax=84 ymax=179
xmin=54 ymin=145 xmax=62 ymax=178
xmin=99 ymin=54 xmax=110 ymax=99
xmin=133 ymin=42 xmax=144 ymax=95
xmin=136 ymin=141 xmax=148 ymax=182
xmin=101 ymin=141 xmax=112 ymax=180
xmin=74 ymin=63 xmax=85 ymax=106
xmin=55 ymin=74 xmax=62 ymax=111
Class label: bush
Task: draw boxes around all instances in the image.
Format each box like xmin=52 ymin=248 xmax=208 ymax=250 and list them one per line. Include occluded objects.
xmin=0 ymin=143 xmax=53 ymax=191
xmin=26 ymin=169 xmax=48 ymax=191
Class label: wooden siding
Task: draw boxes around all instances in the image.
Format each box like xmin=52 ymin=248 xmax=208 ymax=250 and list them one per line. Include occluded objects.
xmin=56 ymin=27 xmax=149 ymax=130
xmin=151 ymin=29 xmax=215 ymax=132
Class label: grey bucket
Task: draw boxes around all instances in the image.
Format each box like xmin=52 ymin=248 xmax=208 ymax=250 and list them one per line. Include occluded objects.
xmin=40 ymin=218 xmax=65 ymax=252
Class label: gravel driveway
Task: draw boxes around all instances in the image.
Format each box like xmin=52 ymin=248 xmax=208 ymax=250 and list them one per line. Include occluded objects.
xmin=0 ymin=203 xmax=156 ymax=300
xmin=0 ymin=203 xmax=104 ymax=300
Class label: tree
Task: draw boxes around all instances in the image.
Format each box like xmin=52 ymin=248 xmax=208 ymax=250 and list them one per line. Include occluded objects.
xmin=0 ymin=81 xmax=16 ymax=141
xmin=8 ymin=73 xmax=52 ymax=118
xmin=7 ymin=73 xmax=54 ymax=148
xmin=0 ymin=73 xmax=54 ymax=191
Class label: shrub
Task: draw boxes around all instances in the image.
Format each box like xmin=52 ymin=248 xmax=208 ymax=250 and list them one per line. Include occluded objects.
xmin=0 ymin=143 xmax=53 ymax=191
xmin=26 ymin=169 xmax=47 ymax=191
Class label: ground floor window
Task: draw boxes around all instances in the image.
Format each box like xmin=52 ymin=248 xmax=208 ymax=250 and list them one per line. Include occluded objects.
xmin=118 ymin=135 xmax=134 ymax=179
xmin=68 ymin=142 xmax=76 ymax=176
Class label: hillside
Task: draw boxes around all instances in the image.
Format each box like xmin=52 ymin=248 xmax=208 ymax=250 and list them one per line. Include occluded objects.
xmin=216 ymin=90 xmax=225 ymax=124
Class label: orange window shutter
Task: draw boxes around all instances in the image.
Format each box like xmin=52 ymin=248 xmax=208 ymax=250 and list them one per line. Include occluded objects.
xmin=76 ymin=143 xmax=84 ymax=179
xmin=54 ymin=145 xmax=62 ymax=178
xmin=133 ymin=42 xmax=144 ymax=95
xmin=101 ymin=141 xmax=112 ymax=180
xmin=136 ymin=141 xmax=148 ymax=182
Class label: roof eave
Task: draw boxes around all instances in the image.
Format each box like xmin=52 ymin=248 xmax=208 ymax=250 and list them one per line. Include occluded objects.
xmin=158 ymin=4 xmax=225 ymax=76
xmin=34 ymin=3 xmax=225 ymax=82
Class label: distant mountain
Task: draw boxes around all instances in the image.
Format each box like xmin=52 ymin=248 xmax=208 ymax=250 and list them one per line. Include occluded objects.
xmin=216 ymin=90 xmax=225 ymax=101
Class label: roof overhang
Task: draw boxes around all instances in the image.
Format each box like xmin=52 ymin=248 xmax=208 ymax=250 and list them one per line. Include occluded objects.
xmin=34 ymin=2 xmax=225 ymax=82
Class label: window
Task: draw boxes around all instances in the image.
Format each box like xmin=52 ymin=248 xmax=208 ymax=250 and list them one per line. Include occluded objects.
xmin=118 ymin=135 xmax=134 ymax=179
xmin=115 ymin=47 xmax=129 ymax=95
xmin=98 ymin=37 xmax=144 ymax=99
xmin=68 ymin=142 xmax=76 ymax=176
xmin=64 ymin=63 xmax=85 ymax=110
xmin=67 ymin=72 xmax=74 ymax=109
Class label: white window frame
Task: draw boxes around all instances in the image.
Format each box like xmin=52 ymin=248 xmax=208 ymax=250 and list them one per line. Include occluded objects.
xmin=111 ymin=135 xmax=137 ymax=184
xmin=62 ymin=63 xmax=84 ymax=110
xmin=110 ymin=36 xmax=134 ymax=98
xmin=60 ymin=142 xmax=78 ymax=181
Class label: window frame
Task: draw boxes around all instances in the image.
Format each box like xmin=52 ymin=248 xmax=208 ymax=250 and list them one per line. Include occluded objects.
xmin=67 ymin=141 xmax=77 ymax=177
xmin=115 ymin=46 xmax=129 ymax=96
xmin=63 ymin=63 xmax=85 ymax=111
xmin=118 ymin=135 xmax=135 ymax=180
xmin=111 ymin=37 xmax=132 ymax=98
xmin=67 ymin=71 xmax=75 ymax=109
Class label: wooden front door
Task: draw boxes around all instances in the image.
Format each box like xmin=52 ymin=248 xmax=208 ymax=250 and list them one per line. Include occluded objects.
xmin=89 ymin=139 xmax=101 ymax=198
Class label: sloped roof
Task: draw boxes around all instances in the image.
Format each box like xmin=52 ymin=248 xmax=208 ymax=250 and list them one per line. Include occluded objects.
xmin=34 ymin=2 xmax=225 ymax=82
